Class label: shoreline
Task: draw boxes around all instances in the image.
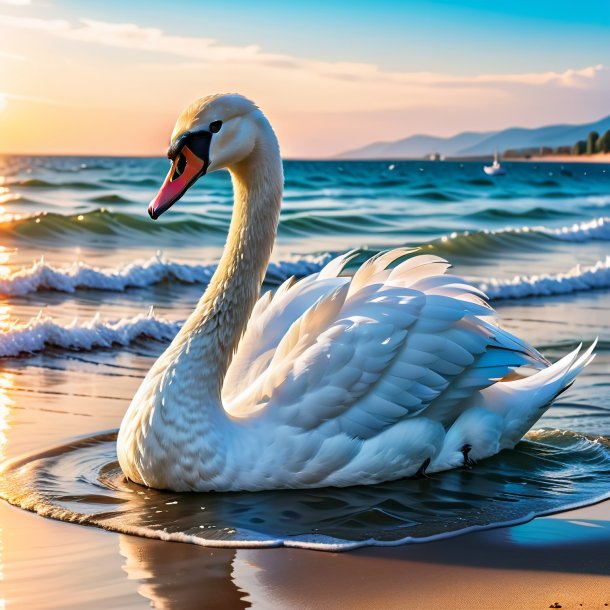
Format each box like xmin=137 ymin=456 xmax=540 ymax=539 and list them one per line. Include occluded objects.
xmin=239 ymin=499 xmax=610 ymax=609
xmin=506 ymin=153 xmax=610 ymax=164
xmin=2 ymin=496 xmax=609 ymax=608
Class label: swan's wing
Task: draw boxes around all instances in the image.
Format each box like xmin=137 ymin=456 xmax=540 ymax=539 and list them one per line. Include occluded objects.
xmin=222 ymin=252 xmax=355 ymax=406
xmin=224 ymin=251 xmax=544 ymax=433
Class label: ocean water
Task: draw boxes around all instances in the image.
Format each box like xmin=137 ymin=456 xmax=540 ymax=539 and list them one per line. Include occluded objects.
xmin=0 ymin=155 xmax=609 ymax=550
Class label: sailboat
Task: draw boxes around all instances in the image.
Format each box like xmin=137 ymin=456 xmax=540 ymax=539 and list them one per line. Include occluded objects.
xmin=483 ymin=151 xmax=506 ymax=176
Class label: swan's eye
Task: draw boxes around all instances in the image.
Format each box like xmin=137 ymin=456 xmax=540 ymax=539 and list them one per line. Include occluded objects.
xmin=209 ymin=121 xmax=222 ymax=133
xmin=171 ymin=153 xmax=187 ymax=181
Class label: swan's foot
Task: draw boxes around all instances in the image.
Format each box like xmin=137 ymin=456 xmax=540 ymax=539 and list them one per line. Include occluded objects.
xmin=462 ymin=443 xmax=475 ymax=469
xmin=414 ymin=457 xmax=431 ymax=479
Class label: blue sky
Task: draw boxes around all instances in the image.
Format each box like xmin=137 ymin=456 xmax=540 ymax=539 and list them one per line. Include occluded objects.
xmin=53 ymin=0 xmax=610 ymax=73
xmin=0 ymin=0 xmax=609 ymax=155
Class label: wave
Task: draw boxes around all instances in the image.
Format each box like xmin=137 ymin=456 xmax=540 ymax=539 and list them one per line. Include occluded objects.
xmin=3 ymin=254 xmax=607 ymax=357
xmin=479 ymin=257 xmax=610 ymax=300
xmin=0 ymin=253 xmax=331 ymax=296
xmin=412 ymin=190 xmax=458 ymax=202
xmin=2 ymin=246 xmax=607 ymax=304
xmin=530 ymin=179 xmax=561 ymax=188
xmin=102 ymin=177 xmax=159 ymax=187
xmin=2 ymin=202 xmax=610 ymax=251
xmin=89 ymin=194 xmax=132 ymax=204
xmin=536 ymin=338 xmax=610 ymax=352
xmin=7 ymin=178 xmax=105 ymax=190
xmin=539 ymin=217 xmax=610 ymax=241
xmin=0 ymin=309 xmax=181 ymax=357
xmin=9 ymin=206 xmax=610 ymax=245
xmin=0 ymin=208 xmax=408 ymax=241
xmin=466 ymin=207 xmax=578 ymax=221
xmin=433 ymin=217 xmax=610 ymax=256
xmin=0 ymin=209 xmax=225 ymax=239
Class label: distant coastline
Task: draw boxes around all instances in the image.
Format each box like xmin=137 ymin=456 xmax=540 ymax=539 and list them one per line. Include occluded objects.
xmin=338 ymin=114 xmax=610 ymax=160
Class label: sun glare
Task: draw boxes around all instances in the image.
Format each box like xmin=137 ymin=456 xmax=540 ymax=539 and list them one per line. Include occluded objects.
xmin=0 ymin=94 xmax=5 ymax=112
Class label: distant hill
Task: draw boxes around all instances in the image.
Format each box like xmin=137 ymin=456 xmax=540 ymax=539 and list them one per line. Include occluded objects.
xmin=338 ymin=114 xmax=610 ymax=159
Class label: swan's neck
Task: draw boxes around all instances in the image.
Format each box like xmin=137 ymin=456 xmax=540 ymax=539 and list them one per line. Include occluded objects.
xmin=174 ymin=126 xmax=283 ymax=400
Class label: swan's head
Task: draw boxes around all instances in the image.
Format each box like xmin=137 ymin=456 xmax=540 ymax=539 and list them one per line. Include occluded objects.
xmin=148 ymin=93 xmax=262 ymax=219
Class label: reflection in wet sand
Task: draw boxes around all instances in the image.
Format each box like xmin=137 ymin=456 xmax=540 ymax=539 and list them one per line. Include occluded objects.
xmin=119 ymin=534 xmax=247 ymax=609
xmin=0 ymin=502 xmax=141 ymax=610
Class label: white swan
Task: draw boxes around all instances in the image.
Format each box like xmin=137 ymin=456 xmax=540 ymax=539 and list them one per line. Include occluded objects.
xmin=117 ymin=94 xmax=595 ymax=492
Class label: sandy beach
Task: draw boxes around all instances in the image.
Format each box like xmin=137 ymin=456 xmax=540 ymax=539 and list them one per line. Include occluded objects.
xmin=510 ymin=154 xmax=610 ymax=164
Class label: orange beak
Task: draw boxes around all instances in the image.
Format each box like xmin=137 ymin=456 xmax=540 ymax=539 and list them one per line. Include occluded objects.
xmin=148 ymin=146 xmax=206 ymax=220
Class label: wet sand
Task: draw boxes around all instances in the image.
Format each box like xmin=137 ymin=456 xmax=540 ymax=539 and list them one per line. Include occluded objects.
xmin=2 ymin=496 xmax=609 ymax=609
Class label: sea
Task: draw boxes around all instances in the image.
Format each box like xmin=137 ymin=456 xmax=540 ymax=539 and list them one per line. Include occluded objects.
xmin=0 ymin=155 xmax=609 ymax=551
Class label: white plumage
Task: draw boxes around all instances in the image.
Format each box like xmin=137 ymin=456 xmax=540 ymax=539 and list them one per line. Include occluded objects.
xmin=117 ymin=94 xmax=594 ymax=492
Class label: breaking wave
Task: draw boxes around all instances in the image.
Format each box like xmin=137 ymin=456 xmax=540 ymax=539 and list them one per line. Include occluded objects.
xmin=432 ymin=216 xmax=610 ymax=257
xmin=479 ymin=256 xmax=610 ymax=300
xmin=2 ymin=254 xmax=608 ymax=357
xmin=0 ymin=253 xmax=332 ymax=296
xmin=2 ymin=249 xmax=608 ymax=304
xmin=0 ymin=309 xmax=181 ymax=357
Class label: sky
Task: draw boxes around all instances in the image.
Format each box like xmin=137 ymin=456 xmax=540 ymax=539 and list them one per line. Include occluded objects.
xmin=0 ymin=0 xmax=609 ymax=157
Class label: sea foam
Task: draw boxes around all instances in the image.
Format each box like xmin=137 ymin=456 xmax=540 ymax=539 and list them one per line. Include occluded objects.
xmin=539 ymin=216 xmax=610 ymax=241
xmin=2 ymin=256 xmax=607 ymax=358
xmin=479 ymin=256 xmax=610 ymax=300
xmin=0 ymin=253 xmax=332 ymax=297
xmin=0 ymin=309 xmax=182 ymax=357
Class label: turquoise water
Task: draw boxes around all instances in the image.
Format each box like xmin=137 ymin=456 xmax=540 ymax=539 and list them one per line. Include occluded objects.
xmin=0 ymin=156 xmax=608 ymax=549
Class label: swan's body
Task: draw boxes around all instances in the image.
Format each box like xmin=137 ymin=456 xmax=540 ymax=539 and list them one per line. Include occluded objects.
xmin=117 ymin=94 xmax=594 ymax=492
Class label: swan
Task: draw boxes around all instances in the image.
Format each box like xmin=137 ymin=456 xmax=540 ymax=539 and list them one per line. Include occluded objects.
xmin=117 ymin=93 xmax=595 ymax=492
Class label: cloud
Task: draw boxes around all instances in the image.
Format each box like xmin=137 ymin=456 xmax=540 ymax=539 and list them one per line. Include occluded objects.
xmin=0 ymin=49 xmax=26 ymax=60
xmin=0 ymin=13 xmax=605 ymax=92
xmin=1 ymin=12 xmax=608 ymax=157
xmin=1 ymin=90 xmax=60 ymax=104
xmin=0 ymin=14 xmax=69 ymax=31
xmin=426 ymin=64 xmax=606 ymax=88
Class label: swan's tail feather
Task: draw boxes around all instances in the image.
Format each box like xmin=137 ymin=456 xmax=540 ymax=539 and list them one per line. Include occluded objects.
xmin=563 ymin=338 xmax=597 ymax=385
xmin=514 ymin=338 xmax=596 ymax=396
xmin=477 ymin=340 xmax=596 ymax=449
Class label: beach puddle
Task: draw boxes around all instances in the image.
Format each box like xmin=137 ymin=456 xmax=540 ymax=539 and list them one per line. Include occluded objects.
xmin=1 ymin=429 xmax=609 ymax=551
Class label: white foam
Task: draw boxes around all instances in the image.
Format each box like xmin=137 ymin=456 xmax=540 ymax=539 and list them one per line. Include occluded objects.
xmin=0 ymin=253 xmax=332 ymax=297
xmin=0 ymin=308 xmax=182 ymax=357
xmin=538 ymin=217 xmax=610 ymax=241
xmin=478 ymin=256 xmax=610 ymax=300
xmin=2 ymin=255 xmax=608 ymax=356
xmin=440 ymin=216 xmax=610 ymax=244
